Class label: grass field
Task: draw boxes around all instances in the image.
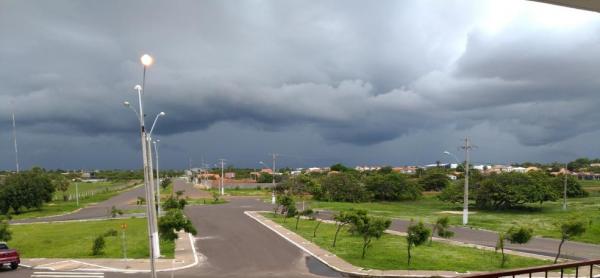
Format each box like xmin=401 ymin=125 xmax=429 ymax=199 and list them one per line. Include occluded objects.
xmin=8 ymin=218 xmax=174 ymax=259
xmin=206 ymin=187 xmax=272 ymax=197
xmin=57 ymin=181 xmax=130 ymax=196
xmin=265 ymin=213 xmax=549 ymax=272
xmin=310 ymin=196 xmax=600 ymax=244
xmin=12 ymin=182 xmax=140 ymax=220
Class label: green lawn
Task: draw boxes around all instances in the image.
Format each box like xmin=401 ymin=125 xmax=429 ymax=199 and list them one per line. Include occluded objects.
xmin=579 ymin=180 xmax=600 ymax=187
xmin=8 ymin=218 xmax=174 ymax=259
xmin=12 ymin=183 xmax=140 ymax=220
xmin=187 ymin=198 xmax=228 ymax=205
xmin=206 ymin=187 xmax=272 ymax=197
xmin=310 ymin=196 xmax=600 ymax=244
xmin=56 ymin=181 xmax=133 ymax=197
xmin=265 ymin=213 xmax=550 ymax=272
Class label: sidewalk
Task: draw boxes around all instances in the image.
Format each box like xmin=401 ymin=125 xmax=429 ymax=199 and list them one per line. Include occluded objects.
xmin=245 ymin=211 xmax=598 ymax=278
xmin=21 ymin=231 xmax=202 ymax=273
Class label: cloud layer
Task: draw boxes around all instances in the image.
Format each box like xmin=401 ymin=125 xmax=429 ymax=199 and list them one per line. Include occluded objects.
xmin=1 ymin=0 xmax=600 ymax=169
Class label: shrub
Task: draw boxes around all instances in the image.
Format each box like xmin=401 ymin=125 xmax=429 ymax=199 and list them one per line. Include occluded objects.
xmin=103 ymin=229 xmax=118 ymax=237
xmin=0 ymin=216 xmax=12 ymax=242
xmin=91 ymin=235 xmax=105 ymax=255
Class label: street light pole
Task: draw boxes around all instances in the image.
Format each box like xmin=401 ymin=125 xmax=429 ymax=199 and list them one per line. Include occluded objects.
xmin=460 ymin=137 xmax=473 ymax=225
xmin=11 ymin=112 xmax=19 ymax=173
xmin=218 ymin=159 xmax=226 ymax=195
xmin=563 ymin=163 xmax=568 ymax=211
xmin=153 ymin=140 xmax=161 ymax=216
xmin=271 ymin=153 xmax=277 ymax=205
xmin=133 ymin=84 xmax=158 ymax=278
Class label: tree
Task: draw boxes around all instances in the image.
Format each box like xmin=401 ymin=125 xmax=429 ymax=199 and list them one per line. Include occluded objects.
xmin=418 ymin=170 xmax=450 ymax=191
xmin=365 ymin=173 xmax=421 ymax=201
xmin=552 ymin=175 xmax=588 ymax=198
xmin=158 ymin=209 xmax=198 ymax=241
xmin=0 ymin=216 xmax=12 ymax=242
xmin=429 ymin=216 xmax=454 ymax=245
xmin=160 ymin=178 xmax=172 ymax=190
xmin=474 ymin=172 xmax=547 ymax=209
xmin=497 ymin=226 xmax=533 ymax=267
xmin=332 ymin=210 xmax=364 ymax=247
xmin=353 ymin=214 xmax=391 ymax=259
xmin=0 ymin=169 xmax=55 ymax=214
xmin=110 ymin=206 xmax=123 ymax=218
xmin=406 ymin=221 xmax=430 ymax=265
xmin=316 ymin=173 xmax=370 ymax=202
xmin=52 ymin=174 xmax=71 ymax=201
xmin=295 ymin=209 xmax=314 ymax=230
xmin=554 ymin=220 xmax=586 ymax=263
xmin=330 ymin=163 xmax=351 ymax=172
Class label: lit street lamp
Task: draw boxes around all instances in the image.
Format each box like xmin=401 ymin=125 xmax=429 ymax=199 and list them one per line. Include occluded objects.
xmin=123 ymin=54 xmax=159 ymax=278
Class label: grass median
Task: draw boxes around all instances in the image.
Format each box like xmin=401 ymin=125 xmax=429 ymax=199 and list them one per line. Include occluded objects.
xmin=8 ymin=218 xmax=174 ymax=259
xmin=265 ymin=213 xmax=550 ymax=272
xmin=310 ymin=195 xmax=600 ymax=244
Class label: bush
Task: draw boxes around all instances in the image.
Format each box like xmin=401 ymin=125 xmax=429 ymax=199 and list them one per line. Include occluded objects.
xmin=103 ymin=229 xmax=118 ymax=237
xmin=91 ymin=235 xmax=105 ymax=255
xmin=0 ymin=217 xmax=12 ymax=242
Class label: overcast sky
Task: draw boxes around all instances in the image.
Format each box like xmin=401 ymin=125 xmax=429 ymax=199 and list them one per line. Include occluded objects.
xmin=1 ymin=0 xmax=600 ymax=170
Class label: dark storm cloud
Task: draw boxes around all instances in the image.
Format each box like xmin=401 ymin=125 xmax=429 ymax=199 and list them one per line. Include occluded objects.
xmin=1 ymin=0 xmax=600 ymax=169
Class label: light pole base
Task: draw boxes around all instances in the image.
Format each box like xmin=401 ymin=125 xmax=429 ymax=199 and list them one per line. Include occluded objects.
xmin=152 ymin=232 xmax=161 ymax=258
xmin=462 ymin=209 xmax=468 ymax=225
xmin=271 ymin=194 xmax=276 ymax=204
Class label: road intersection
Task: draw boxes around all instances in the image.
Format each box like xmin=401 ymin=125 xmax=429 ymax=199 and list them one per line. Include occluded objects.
xmin=4 ymin=179 xmax=599 ymax=278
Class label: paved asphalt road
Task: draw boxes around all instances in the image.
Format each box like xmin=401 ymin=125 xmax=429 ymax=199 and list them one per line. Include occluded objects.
xmin=4 ymin=179 xmax=598 ymax=278
xmin=13 ymin=185 xmax=145 ymax=224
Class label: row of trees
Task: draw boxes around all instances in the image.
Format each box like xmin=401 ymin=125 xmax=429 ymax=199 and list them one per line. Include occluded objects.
xmin=0 ymin=168 xmax=56 ymax=214
xmin=439 ymin=171 xmax=587 ymax=209
xmin=276 ymin=171 xmax=425 ymax=203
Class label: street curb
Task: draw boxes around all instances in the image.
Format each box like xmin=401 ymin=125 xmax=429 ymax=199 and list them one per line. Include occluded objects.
xmin=245 ymin=211 xmax=460 ymax=278
xmin=23 ymin=232 xmax=202 ymax=274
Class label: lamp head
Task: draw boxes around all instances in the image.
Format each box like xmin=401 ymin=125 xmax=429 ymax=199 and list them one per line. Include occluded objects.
xmin=141 ymin=54 xmax=154 ymax=66
xmin=443 ymin=151 xmax=450 ymax=155
xmin=159 ymin=112 xmax=166 ymax=116
xmin=134 ymin=85 xmax=142 ymax=91
xmin=123 ymin=101 xmax=130 ymax=107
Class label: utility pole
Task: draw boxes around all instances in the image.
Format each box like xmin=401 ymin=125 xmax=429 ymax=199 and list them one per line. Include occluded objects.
xmin=12 ymin=113 xmax=19 ymax=173
xmin=219 ymin=159 xmax=226 ymax=195
xmin=270 ymin=153 xmax=278 ymax=204
xmin=563 ymin=163 xmax=568 ymax=211
xmin=460 ymin=137 xmax=473 ymax=225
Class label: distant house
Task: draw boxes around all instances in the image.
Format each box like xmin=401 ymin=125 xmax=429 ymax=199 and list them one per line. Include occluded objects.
xmin=260 ymin=168 xmax=273 ymax=174
xmin=307 ymin=167 xmax=323 ymax=173
xmin=447 ymin=174 xmax=457 ymax=180
xmin=392 ymin=166 xmax=417 ymax=174
xmin=224 ymin=172 xmax=236 ymax=179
